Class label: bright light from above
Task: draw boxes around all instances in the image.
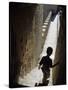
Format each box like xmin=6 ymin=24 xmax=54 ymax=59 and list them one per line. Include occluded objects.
xmin=45 ymin=20 xmax=49 ymax=23
xmin=44 ymin=22 xmax=48 ymax=25
xmin=42 ymin=33 xmax=44 ymax=37
xmin=42 ymin=29 xmax=46 ymax=32
xmin=42 ymin=25 xmax=47 ymax=28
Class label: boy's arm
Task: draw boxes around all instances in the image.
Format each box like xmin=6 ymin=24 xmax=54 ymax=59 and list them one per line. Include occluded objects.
xmin=51 ymin=62 xmax=59 ymax=68
xmin=38 ymin=57 xmax=44 ymax=69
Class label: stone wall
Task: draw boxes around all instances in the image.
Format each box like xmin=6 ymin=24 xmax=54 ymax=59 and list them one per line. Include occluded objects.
xmin=9 ymin=2 xmax=44 ymax=86
xmin=52 ymin=6 xmax=66 ymax=85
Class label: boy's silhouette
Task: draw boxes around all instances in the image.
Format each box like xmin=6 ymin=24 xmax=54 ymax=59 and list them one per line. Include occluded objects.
xmin=38 ymin=47 xmax=59 ymax=85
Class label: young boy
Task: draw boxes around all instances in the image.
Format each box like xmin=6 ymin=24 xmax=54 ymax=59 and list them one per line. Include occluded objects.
xmin=38 ymin=47 xmax=59 ymax=85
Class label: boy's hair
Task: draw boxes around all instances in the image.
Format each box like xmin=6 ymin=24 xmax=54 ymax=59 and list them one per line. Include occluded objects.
xmin=47 ymin=47 xmax=53 ymax=56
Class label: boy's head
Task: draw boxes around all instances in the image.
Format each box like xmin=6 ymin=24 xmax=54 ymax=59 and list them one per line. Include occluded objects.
xmin=47 ymin=47 xmax=53 ymax=56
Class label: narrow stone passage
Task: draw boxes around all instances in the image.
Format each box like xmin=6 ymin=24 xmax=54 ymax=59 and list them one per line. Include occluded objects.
xmin=18 ymin=12 xmax=60 ymax=87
